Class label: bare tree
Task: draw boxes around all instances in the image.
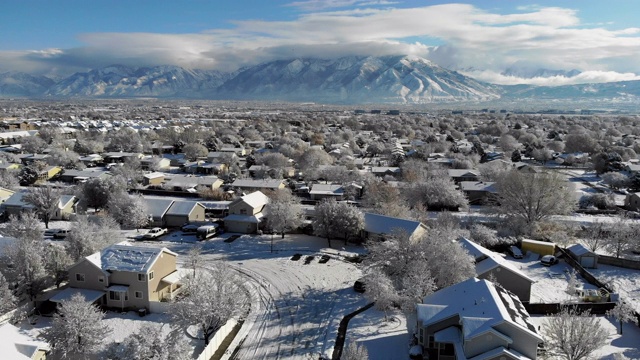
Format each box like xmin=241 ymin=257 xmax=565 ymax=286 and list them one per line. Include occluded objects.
xmin=45 ymin=244 xmax=73 ymax=288
xmin=543 ymin=307 xmax=608 ymax=360
xmin=171 ymin=265 xmax=246 ymax=346
xmin=23 ymin=185 xmax=63 ymax=229
xmin=187 ymin=244 xmax=203 ymax=277
xmin=183 ymin=143 xmax=208 ymax=161
xmin=42 ymin=293 xmax=110 ymax=359
xmin=342 ymin=341 xmax=370 ymax=360
xmin=494 ymin=170 xmax=575 ymax=231
xmin=265 ymin=189 xmax=303 ymax=240
xmin=607 ymin=300 xmax=637 ymax=335
xmin=604 ymin=218 xmax=638 ymax=258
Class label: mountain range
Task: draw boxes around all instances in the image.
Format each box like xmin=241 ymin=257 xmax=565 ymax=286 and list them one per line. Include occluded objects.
xmin=1 ymin=55 xmax=639 ymax=105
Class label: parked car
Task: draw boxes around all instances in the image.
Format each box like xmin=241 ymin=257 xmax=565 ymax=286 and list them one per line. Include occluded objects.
xmin=540 ymin=255 xmax=558 ymax=266
xmin=181 ymin=224 xmax=200 ymax=233
xmin=319 ymin=255 xmax=331 ymax=264
xmin=44 ymin=228 xmax=63 ymax=237
xmin=508 ymin=246 xmax=523 ymax=259
xmin=143 ymin=227 xmax=168 ymax=239
xmin=196 ymin=224 xmax=219 ymax=240
xmin=53 ymin=229 xmax=71 ymax=239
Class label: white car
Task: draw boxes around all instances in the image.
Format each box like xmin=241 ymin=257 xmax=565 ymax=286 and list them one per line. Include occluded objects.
xmin=142 ymin=227 xmax=168 ymax=239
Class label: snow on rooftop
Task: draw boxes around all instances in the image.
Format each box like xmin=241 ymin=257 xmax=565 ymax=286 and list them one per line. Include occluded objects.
xmin=99 ymin=245 xmax=172 ymax=273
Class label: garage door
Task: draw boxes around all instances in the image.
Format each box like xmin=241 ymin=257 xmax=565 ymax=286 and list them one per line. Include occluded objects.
xmin=581 ymin=256 xmax=595 ymax=268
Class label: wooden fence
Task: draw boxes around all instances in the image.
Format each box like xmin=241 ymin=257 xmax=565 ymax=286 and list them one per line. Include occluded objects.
xmin=598 ymin=255 xmax=640 ymax=270
xmin=197 ymin=318 xmax=238 ymax=360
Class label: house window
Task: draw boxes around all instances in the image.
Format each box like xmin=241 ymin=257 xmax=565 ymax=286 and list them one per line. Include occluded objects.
xmin=76 ymin=273 xmax=85 ymax=282
xmin=135 ymin=291 xmax=143 ymax=299
xmin=439 ymin=343 xmax=455 ymax=356
xmin=428 ymin=336 xmax=435 ymax=349
xmin=148 ymin=271 xmax=154 ymax=280
xmin=110 ymin=291 xmax=129 ymax=301
xmin=240 ymin=209 xmax=247 ymax=215
xmin=138 ymin=273 xmax=145 ymax=282
xmin=98 ymin=276 xmax=104 ymax=283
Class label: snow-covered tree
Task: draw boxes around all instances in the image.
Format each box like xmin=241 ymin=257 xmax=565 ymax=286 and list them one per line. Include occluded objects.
xmin=23 ymin=185 xmax=62 ymax=228
xmin=107 ymin=193 xmax=149 ymax=230
xmin=171 ymin=265 xmax=246 ymax=346
xmin=565 ymin=269 xmax=578 ymax=296
xmin=65 ymin=216 xmax=121 ymax=261
xmin=543 ymin=307 xmax=608 ymax=360
xmin=603 ymin=218 xmax=638 ymax=258
xmin=183 ymin=143 xmax=208 ymax=161
xmin=0 ymin=213 xmax=48 ymax=300
xmin=469 ymin=224 xmax=499 ymax=248
xmin=313 ymin=199 xmax=364 ymax=247
xmin=80 ymin=177 xmax=126 ymax=212
xmin=265 ymin=189 xmax=303 ymax=239
xmin=103 ymin=324 xmax=190 ymax=360
xmin=601 ymin=172 xmax=630 ymax=190
xmin=42 ymin=293 xmax=110 ymax=358
xmin=342 ymin=341 xmax=369 ymax=360
xmin=607 ymin=300 xmax=637 ymax=335
xmin=404 ymin=168 xmax=468 ymax=211
xmin=363 ymin=268 xmax=399 ymax=312
xmin=0 ymin=272 xmax=16 ymax=313
xmin=45 ymin=244 xmax=72 ymax=288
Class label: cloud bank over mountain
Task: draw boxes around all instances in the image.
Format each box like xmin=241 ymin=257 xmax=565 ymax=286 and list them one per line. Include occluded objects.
xmin=1 ymin=3 xmax=640 ymax=86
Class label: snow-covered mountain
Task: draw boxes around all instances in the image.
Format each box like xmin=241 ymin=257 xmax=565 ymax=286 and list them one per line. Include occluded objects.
xmin=216 ymin=55 xmax=501 ymax=103
xmin=0 ymin=72 xmax=55 ymax=97
xmin=46 ymin=65 xmax=231 ymax=98
xmin=501 ymin=67 xmax=582 ymax=79
xmin=2 ymin=56 xmax=640 ymax=105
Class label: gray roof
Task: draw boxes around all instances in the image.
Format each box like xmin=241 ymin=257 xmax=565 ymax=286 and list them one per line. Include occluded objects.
xmin=142 ymin=198 xmax=174 ymax=219
xmin=567 ymin=243 xmax=595 ymax=257
xmin=166 ymin=201 xmax=203 ymax=216
xmin=363 ymin=212 xmax=424 ymax=237
xmin=2 ymin=192 xmax=31 ymax=208
xmin=459 ymin=181 xmax=497 ymax=193
xmin=231 ymin=179 xmax=283 ymax=189
xmin=60 ymin=169 xmax=109 ymax=179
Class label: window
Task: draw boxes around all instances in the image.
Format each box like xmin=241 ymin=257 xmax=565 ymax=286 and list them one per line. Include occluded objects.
xmin=240 ymin=208 xmax=247 ymax=215
xmin=109 ymin=291 xmax=121 ymax=301
xmin=98 ymin=276 xmax=104 ymax=283
xmin=148 ymin=271 xmax=154 ymax=280
xmin=138 ymin=273 xmax=145 ymax=282
xmin=135 ymin=291 xmax=143 ymax=299
xmin=76 ymin=273 xmax=85 ymax=282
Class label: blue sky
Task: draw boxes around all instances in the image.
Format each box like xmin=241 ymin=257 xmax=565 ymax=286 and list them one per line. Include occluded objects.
xmin=2 ymin=1 xmax=640 ymax=85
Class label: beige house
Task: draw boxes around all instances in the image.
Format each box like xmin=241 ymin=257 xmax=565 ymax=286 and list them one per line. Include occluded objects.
xmin=60 ymin=244 xmax=180 ymax=312
xmin=416 ymin=278 xmax=542 ymax=360
xmin=143 ymin=172 xmax=165 ymax=186
xmin=0 ymin=186 xmax=15 ymax=204
xmin=0 ymin=323 xmax=49 ymax=360
xmin=1 ymin=193 xmax=77 ymax=220
xmin=164 ymin=201 xmax=206 ymax=227
xmin=224 ymin=191 xmax=269 ymax=234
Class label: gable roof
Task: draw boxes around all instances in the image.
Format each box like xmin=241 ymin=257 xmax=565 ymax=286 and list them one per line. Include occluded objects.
xmin=309 ymin=184 xmax=344 ymax=196
xmin=235 ymin=191 xmax=269 ymax=209
xmin=363 ymin=212 xmax=425 ymax=238
xmin=567 ymin=243 xmax=595 ymax=257
xmin=0 ymin=323 xmax=50 ymax=360
xmin=459 ymin=238 xmax=534 ymax=283
xmin=231 ymin=178 xmax=284 ymax=189
xmin=460 ymin=181 xmax=497 ymax=193
xmin=417 ymin=278 xmax=541 ymax=341
xmin=166 ymin=200 xmax=204 ymax=216
xmin=142 ymin=197 xmax=174 ymax=219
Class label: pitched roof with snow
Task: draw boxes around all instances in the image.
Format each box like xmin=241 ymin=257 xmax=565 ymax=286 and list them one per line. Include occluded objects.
xmin=567 ymin=243 xmax=595 ymax=257
xmin=309 ymin=184 xmax=344 ymax=196
xmin=459 ymin=238 xmax=534 ymax=283
xmin=417 ymin=278 xmax=540 ymax=341
xmin=96 ymin=245 xmax=177 ymax=273
xmin=238 ymin=191 xmax=269 ymax=209
xmin=0 ymin=323 xmax=50 ymax=359
xmin=231 ymin=178 xmax=284 ymax=189
xmin=165 ymin=200 xmax=203 ymax=216
xmin=363 ymin=212 xmax=425 ymax=238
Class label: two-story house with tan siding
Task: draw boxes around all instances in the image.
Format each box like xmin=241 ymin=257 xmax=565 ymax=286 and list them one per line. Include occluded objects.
xmin=60 ymin=244 xmax=180 ymax=312
xmin=223 ymin=191 xmax=269 ymax=234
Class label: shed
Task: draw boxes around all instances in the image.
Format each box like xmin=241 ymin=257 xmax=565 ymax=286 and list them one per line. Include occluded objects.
xmin=521 ymin=239 xmax=556 ymax=256
xmin=567 ymin=243 xmax=598 ymax=269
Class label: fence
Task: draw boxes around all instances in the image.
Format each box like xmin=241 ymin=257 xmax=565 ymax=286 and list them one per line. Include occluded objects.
xmin=598 ymin=255 xmax=640 ymax=270
xmin=197 ymin=318 xmax=238 ymax=360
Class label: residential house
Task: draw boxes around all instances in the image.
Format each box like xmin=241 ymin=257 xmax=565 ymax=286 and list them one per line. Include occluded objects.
xmin=0 ymin=162 xmax=21 ymax=172
xmin=162 ymin=153 xmax=187 ymax=167
xmin=224 ymin=191 xmax=269 ymax=234
xmin=38 ymin=166 xmax=62 ymax=181
xmin=309 ymin=184 xmax=345 ymax=201
xmin=0 ymin=323 xmax=50 ymax=360
xmin=459 ymin=181 xmax=497 ymax=205
xmin=219 ymin=144 xmax=246 ymax=156
xmin=19 ymin=153 xmax=50 ymax=166
xmin=1 ymin=192 xmax=77 ymax=220
xmin=103 ymin=152 xmax=143 ymax=164
xmin=59 ymin=244 xmax=180 ymax=312
xmin=0 ymin=186 xmax=15 ymax=204
xmin=416 ymin=278 xmax=542 ymax=360
xmin=78 ymin=154 xmax=104 ymax=167
xmin=624 ymin=192 xmax=640 ymax=211
xmin=459 ymin=238 xmax=534 ymax=302
xmin=143 ymin=172 xmax=165 ymax=186
xmin=58 ymin=169 xmax=110 ymax=183
xmin=447 ymin=169 xmax=480 ymax=184
xmin=140 ymin=156 xmax=171 ymax=171
xmin=164 ymin=201 xmax=206 ymax=227
xmin=142 ymin=197 xmax=174 ymax=227
xmin=231 ymin=178 xmax=285 ymax=192
xmin=362 ymin=212 xmax=427 ymax=242
xmin=207 ymin=151 xmax=238 ymax=164
xmin=199 ymin=201 xmax=231 ymax=218
xmin=370 ymin=166 xmax=401 ymax=178
xmin=163 ymin=174 xmax=223 ymax=192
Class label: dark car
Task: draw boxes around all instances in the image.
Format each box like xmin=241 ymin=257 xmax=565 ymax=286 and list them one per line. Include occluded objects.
xmin=508 ymin=246 xmax=524 ymax=259
xmin=319 ymin=255 xmax=330 ymax=264
xmin=304 ymin=256 xmax=314 ymax=265
xmin=181 ymin=224 xmax=200 ymax=233
xmin=354 ymin=279 xmax=366 ymax=293
xmin=290 ymin=253 xmax=302 ymax=261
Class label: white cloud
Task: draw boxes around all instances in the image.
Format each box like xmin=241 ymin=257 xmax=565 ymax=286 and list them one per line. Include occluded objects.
xmin=1 ymin=3 xmax=640 ymax=85
xmin=461 ymin=69 xmax=640 ymax=86
xmin=286 ymin=0 xmax=397 ymax=11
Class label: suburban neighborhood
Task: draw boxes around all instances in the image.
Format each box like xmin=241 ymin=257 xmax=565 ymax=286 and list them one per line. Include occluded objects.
xmin=0 ymin=100 xmax=639 ymax=360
